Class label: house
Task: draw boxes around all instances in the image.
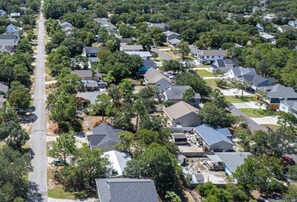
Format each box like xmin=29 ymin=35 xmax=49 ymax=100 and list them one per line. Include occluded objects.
xmin=104 ymin=150 xmax=131 ymax=177
xmin=257 ymin=84 xmax=297 ymax=110
xmin=147 ymin=22 xmax=166 ymax=30
xmin=279 ymin=100 xmax=297 ymax=116
xmin=155 ymin=78 xmax=171 ymax=92
xmin=120 ymin=43 xmax=143 ymax=51
xmin=125 ymin=51 xmax=151 ymax=60
xmin=256 ymin=23 xmax=264 ymax=32
xmin=263 ymin=14 xmax=275 ymax=22
xmin=87 ymin=57 xmax=99 ymax=68
xmin=87 ymin=124 xmax=121 ymax=152
xmin=172 ymin=133 xmax=188 ymax=145
xmin=194 ymin=124 xmax=234 ymax=152
xmin=144 ymin=68 xmax=168 ymax=84
xmin=168 ymin=38 xmax=181 ymax=46
xmin=259 ymin=32 xmax=276 ymax=43
xmin=83 ymin=46 xmax=100 ymax=57
xmin=119 ymin=38 xmax=132 ymax=44
xmin=215 ymin=152 xmax=252 ymax=176
xmin=0 ymin=9 xmax=6 ymax=17
xmin=76 ymin=91 xmax=101 ymax=105
xmin=0 ymin=83 xmax=9 ymax=94
xmin=189 ymin=45 xmax=199 ymax=58
xmin=225 ymin=67 xmax=256 ymax=79
xmin=139 ymin=60 xmax=157 ymax=74
xmin=205 ymin=155 xmax=225 ymax=171
xmin=94 ymin=18 xmax=117 ymax=33
xmin=60 ymin=22 xmax=73 ymax=35
xmin=73 ymin=70 xmax=101 ymax=81
xmin=278 ymin=25 xmax=296 ymax=33
xmin=162 ymin=85 xmax=201 ymax=107
xmin=197 ymin=50 xmax=226 ymax=64
xmin=82 ymin=80 xmax=99 ymax=91
xmin=0 ymin=35 xmax=19 ymax=47
xmin=163 ymin=101 xmax=201 ymax=127
xmin=10 ymin=13 xmax=21 ymax=18
xmin=95 ymin=178 xmax=158 ymax=202
xmin=6 ymin=24 xmax=20 ymax=36
xmin=163 ymin=30 xmax=180 ymax=42
xmin=0 ymin=95 xmax=5 ymax=109
xmin=288 ymin=20 xmax=297 ymax=28
xmin=211 ymin=59 xmax=240 ymax=73
xmin=241 ymin=73 xmax=270 ymax=90
xmin=0 ymin=46 xmax=15 ymax=54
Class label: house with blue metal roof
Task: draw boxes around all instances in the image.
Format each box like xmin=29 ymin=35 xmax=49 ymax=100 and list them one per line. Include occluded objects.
xmin=194 ymin=124 xmax=234 ymax=152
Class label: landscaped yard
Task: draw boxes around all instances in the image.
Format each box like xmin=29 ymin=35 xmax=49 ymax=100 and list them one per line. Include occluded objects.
xmin=205 ymin=79 xmax=218 ymax=89
xmin=48 ymin=186 xmax=76 ymax=199
xmin=239 ymin=108 xmax=278 ymax=118
xmin=260 ymin=124 xmax=281 ymax=131
xmin=197 ymin=65 xmax=211 ymax=68
xmin=225 ymin=96 xmax=257 ymax=103
xmin=197 ymin=70 xmax=215 ymax=77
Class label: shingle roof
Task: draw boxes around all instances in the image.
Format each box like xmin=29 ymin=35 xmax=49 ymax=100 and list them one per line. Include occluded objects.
xmin=164 ymin=85 xmax=201 ymax=100
xmin=0 ymin=35 xmax=18 ymax=40
xmin=268 ymin=84 xmax=297 ymax=99
xmin=199 ymin=50 xmax=226 ymax=57
xmin=120 ymin=43 xmax=143 ymax=51
xmin=212 ymin=59 xmax=239 ymax=68
xmin=168 ymin=38 xmax=181 ymax=45
xmin=104 ymin=150 xmax=131 ymax=176
xmin=95 ymin=178 xmax=158 ymax=202
xmin=143 ymin=60 xmax=157 ymax=67
xmin=84 ymin=46 xmax=100 ymax=54
xmin=0 ymin=83 xmax=8 ymax=93
xmin=60 ymin=22 xmax=73 ymax=30
xmin=164 ymin=101 xmax=198 ymax=120
xmin=215 ymin=152 xmax=251 ymax=173
xmin=156 ymin=78 xmax=171 ymax=92
xmin=163 ymin=30 xmax=179 ymax=37
xmin=94 ymin=18 xmax=117 ymax=30
xmin=125 ymin=51 xmax=151 ymax=57
xmin=279 ymin=25 xmax=296 ymax=32
xmin=88 ymin=124 xmax=120 ymax=151
xmin=144 ymin=68 xmax=167 ymax=84
xmin=76 ymin=91 xmax=101 ymax=104
xmin=228 ymin=67 xmax=256 ymax=77
xmin=241 ymin=74 xmax=268 ymax=85
xmin=73 ymin=70 xmax=93 ymax=78
xmin=194 ymin=124 xmax=234 ymax=147
xmin=189 ymin=45 xmax=199 ymax=55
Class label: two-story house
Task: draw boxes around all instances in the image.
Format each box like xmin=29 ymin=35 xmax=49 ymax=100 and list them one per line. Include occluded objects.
xmin=197 ymin=50 xmax=226 ymax=64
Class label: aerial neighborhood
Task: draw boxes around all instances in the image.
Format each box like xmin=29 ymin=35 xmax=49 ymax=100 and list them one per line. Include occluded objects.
xmin=0 ymin=0 xmax=297 ymax=202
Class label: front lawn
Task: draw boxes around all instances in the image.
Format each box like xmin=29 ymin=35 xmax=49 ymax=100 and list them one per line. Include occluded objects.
xmin=197 ymin=70 xmax=215 ymax=77
xmin=239 ymin=108 xmax=278 ymax=118
xmin=260 ymin=124 xmax=281 ymax=131
xmin=197 ymin=65 xmax=211 ymax=69
xmin=205 ymin=79 xmax=218 ymax=89
xmin=225 ymin=96 xmax=257 ymax=103
xmin=48 ymin=186 xmax=75 ymax=199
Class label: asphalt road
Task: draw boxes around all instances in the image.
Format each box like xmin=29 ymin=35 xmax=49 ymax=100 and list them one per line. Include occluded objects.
xmin=151 ymin=47 xmax=172 ymax=60
xmin=28 ymin=10 xmax=47 ymax=202
xmin=230 ymin=105 xmax=264 ymax=132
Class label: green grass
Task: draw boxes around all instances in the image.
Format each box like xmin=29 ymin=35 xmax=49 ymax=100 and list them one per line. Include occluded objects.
xmin=48 ymin=186 xmax=75 ymax=199
xmin=205 ymin=79 xmax=218 ymax=89
xmin=197 ymin=70 xmax=215 ymax=77
xmin=197 ymin=65 xmax=211 ymax=68
xmin=239 ymin=108 xmax=278 ymax=118
xmin=225 ymin=96 xmax=256 ymax=103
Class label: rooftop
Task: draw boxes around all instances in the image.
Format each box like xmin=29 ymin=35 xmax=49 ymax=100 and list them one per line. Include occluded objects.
xmin=144 ymin=68 xmax=168 ymax=84
xmin=120 ymin=43 xmax=143 ymax=51
xmin=104 ymin=150 xmax=131 ymax=176
xmin=164 ymin=101 xmax=198 ymax=120
xmin=215 ymin=152 xmax=252 ymax=173
xmin=164 ymin=85 xmax=201 ymax=100
xmin=268 ymin=84 xmax=297 ymax=99
xmin=95 ymin=178 xmax=158 ymax=202
xmin=84 ymin=46 xmax=100 ymax=54
xmin=199 ymin=50 xmax=226 ymax=57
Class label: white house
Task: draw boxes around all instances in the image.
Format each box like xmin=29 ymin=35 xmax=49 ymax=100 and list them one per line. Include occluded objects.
xmin=288 ymin=20 xmax=297 ymax=28
xmin=120 ymin=43 xmax=143 ymax=51
xmin=0 ymin=35 xmax=19 ymax=47
xmin=197 ymin=50 xmax=226 ymax=64
xmin=279 ymin=100 xmax=297 ymax=116
xmin=163 ymin=101 xmax=201 ymax=127
xmin=124 ymin=51 xmax=151 ymax=60
xmin=6 ymin=24 xmax=20 ymax=36
xmin=104 ymin=150 xmax=131 ymax=177
xmin=0 ymin=9 xmax=7 ymax=17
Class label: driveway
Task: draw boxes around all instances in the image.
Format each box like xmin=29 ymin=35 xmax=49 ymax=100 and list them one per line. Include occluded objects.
xmin=250 ymin=116 xmax=279 ymax=125
xmin=151 ymin=48 xmax=172 ymax=60
xmin=220 ymin=88 xmax=255 ymax=97
xmin=28 ymin=8 xmax=47 ymax=202
xmin=232 ymin=101 xmax=265 ymax=110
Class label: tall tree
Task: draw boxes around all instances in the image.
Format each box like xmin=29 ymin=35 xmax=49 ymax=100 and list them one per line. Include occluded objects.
xmin=49 ymin=134 xmax=76 ymax=164
xmin=176 ymin=41 xmax=190 ymax=60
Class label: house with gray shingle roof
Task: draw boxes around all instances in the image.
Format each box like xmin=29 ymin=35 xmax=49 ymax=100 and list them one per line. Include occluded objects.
xmin=0 ymin=83 xmax=9 ymax=94
xmin=0 ymin=35 xmax=19 ymax=47
xmin=144 ymin=68 xmax=168 ymax=84
xmin=163 ymin=101 xmax=201 ymax=127
xmin=162 ymin=85 xmax=201 ymax=107
xmin=279 ymin=100 xmax=297 ymax=116
xmin=194 ymin=124 xmax=234 ymax=152
xmin=87 ymin=124 xmax=121 ymax=152
xmin=277 ymin=25 xmax=296 ymax=33
xmin=83 ymin=46 xmax=100 ymax=57
xmin=163 ymin=30 xmax=180 ymax=42
xmin=120 ymin=43 xmax=143 ymax=51
xmin=94 ymin=18 xmax=117 ymax=33
xmin=147 ymin=22 xmax=167 ymax=31
xmin=95 ymin=178 xmax=158 ymax=202
xmin=197 ymin=50 xmax=226 ymax=64
xmin=155 ymin=78 xmax=171 ymax=92
xmin=211 ymin=59 xmax=239 ymax=73
xmin=258 ymin=84 xmax=297 ymax=110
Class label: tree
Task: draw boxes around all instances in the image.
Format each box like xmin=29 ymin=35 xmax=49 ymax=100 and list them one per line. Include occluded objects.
xmin=176 ymin=72 xmax=211 ymax=96
xmin=0 ymin=121 xmax=29 ymax=151
xmin=162 ymin=60 xmax=184 ymax=73
xmin=93 ymin=94 xmax=112 ymax=120
xmin=176 ymin=41 xmax=190 ymax=60
xmin=132 ymin=99 xmax=147 ymax=131
xmin=138 ymin=33 xmax=154 ymax=51
xmin=7 ymin=82 xmax=31 ymax=110
xmin=124 ymin=143 xmax=182 ymax=196
xmin=233 ymin=156 xmax=286 ymax=195
xmin=0 ymin=146 xmax=32 ymax=201
xmin=199 ymin=102 xmax=236 ymax=127
xmin=284 ymin=185 xmax=297 ymax=202
xmin=287 ymin=165 xmax=297 ymax=180
xmin=49 ymin=134 xmax=76 ymax=164
xmin=210 ymin=89 xmax=229 ymax=109
xmin=183 ymin=88 xmax=195 ymax=104
xmin=165 ymin=191 xmax=181 ymax=202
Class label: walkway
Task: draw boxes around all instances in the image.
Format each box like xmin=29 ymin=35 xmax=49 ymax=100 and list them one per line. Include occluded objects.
xmin=28 ymin=7 xmax=47 ymax=202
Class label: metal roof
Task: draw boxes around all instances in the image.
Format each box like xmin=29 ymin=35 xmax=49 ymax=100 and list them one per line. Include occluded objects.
xmin=215 ymin=152 xmax=252 ymax=173
xmin=164 ymin=85 xmax=201 ymax=100
xmin=104 ymin=150 xmax=131 ymax=176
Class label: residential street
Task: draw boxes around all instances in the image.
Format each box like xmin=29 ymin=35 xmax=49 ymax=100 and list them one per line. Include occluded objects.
xmin=28 ymin=9 xmax=47 ymax=202
xmin=230 ymin=105 xmax=265 ymax=132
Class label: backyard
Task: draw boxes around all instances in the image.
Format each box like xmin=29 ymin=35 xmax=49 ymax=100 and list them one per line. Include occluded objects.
xmin=197 ymin=70 xmax=215 ymax=77
xmin=225 ymin=96 xmax=257 ymax=103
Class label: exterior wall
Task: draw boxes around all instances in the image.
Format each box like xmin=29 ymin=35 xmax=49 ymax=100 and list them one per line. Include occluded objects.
xmin=210 ymin=141 xmax=233 ymax=151
xmin=171 ymin=112 xmax=201 ymax=127
xmin=279 ymin=103 xmax=290 ymax=113
xmin=199 ymin=55 xmax=225 ymax=64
